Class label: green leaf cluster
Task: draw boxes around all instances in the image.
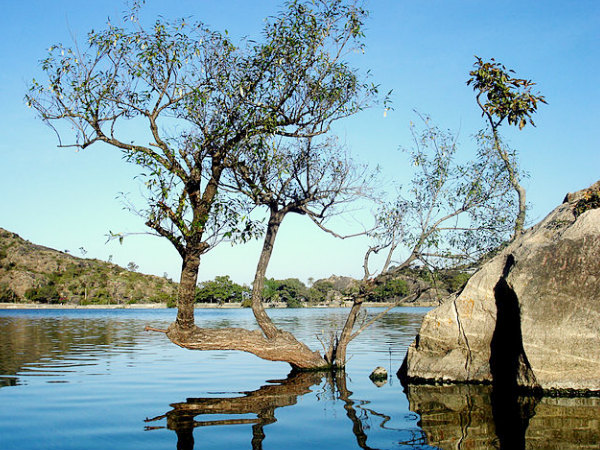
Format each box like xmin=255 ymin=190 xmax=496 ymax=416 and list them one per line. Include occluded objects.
xmin=25 ymin=283 xmax=61 ymax=304
xmin=263 ymin=277 xmax=307 ymax=308
xmin=467 ymin=56 xmax=546 ymax=130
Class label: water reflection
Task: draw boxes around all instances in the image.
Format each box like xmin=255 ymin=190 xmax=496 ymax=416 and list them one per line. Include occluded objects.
xmin=146 ymin=371 xmax=406 ymax=450
xmin=0 ymin=315 xmax=140 ymax=386
xmin=405 ymin=383 xmax=600 ymax=450
xmin=146 ymin=371 xmax=322 ymax=450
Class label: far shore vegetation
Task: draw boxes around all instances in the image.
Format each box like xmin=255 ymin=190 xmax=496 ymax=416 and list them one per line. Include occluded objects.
xmin=0 ymin=226 xmax=471 ymax=308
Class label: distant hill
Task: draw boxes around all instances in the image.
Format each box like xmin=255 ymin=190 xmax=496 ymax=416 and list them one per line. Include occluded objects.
xmin=0 ymin=228 xmax=177 ymax=305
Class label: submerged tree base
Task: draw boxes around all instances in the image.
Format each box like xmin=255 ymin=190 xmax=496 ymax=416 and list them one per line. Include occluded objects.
xmin=164 ymin=323 xmax=329 ymax=371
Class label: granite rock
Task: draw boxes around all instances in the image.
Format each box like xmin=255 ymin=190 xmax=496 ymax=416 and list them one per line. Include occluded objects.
xmin=400 ymin=181 xmax=600 ymax=393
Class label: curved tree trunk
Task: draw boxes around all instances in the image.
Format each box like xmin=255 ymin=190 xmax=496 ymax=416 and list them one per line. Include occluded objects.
xmin=166 ymin=323 xmax=326 ymax=369
xmin=250 ymin=209 xmax=284 ymax=339
xmin=492 ymin=129 xmax=526 ymax=238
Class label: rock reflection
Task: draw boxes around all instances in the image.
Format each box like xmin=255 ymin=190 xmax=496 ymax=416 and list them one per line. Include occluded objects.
xmin=146 ymin=371 xmax=398 ymax=450
xmin=406 ymin=383 xmax=600 ymax=450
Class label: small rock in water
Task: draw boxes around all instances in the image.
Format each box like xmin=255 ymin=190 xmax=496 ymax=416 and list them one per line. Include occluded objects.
xmin=369 ymin=366 xmax=388 ymax=385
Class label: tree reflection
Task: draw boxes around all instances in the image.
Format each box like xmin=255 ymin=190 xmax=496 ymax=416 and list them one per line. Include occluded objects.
xmin=146 ymin=371 xmax=323 ymax=450
xmin=145 ymin=371 xmax=405 ymax=450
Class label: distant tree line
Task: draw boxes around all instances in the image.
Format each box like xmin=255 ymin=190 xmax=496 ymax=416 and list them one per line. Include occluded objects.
xmin=192 ymin=269 xmax=473 ymax=308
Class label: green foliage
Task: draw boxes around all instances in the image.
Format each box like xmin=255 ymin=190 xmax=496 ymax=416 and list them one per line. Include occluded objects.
xmin=127 ymin=261 xmax=139 ymax=272
xmin=467 ymin=57 xmax=546 ymax=130
xmin=369 ymin=278 xmax=408 ymax=302
xmin=285 ymin=296 xmax=304 ymax=309
xmin=306 ymin=280 xmax=335 ymax=303
xmin=467 ymin=57 xmax=545 ymax=238
xmin=0 ymin=283 xmax=19 ymax=302
xmin=241 ymin=298 xmax=252 ymax=308
xmin=447 ymin=272 xmax=471 ymax=292
xmin=24 ymin=283 xmax=61 ymax=304
xmin=148 ymin=291 xmax=176 ymax=304
xmin=195 ymin=276 xmax=249 ymax=304
xmin=27 ymin=0 xmax=375 ymax=282
xmin=262 ymin=278 xmax=307 ymax=307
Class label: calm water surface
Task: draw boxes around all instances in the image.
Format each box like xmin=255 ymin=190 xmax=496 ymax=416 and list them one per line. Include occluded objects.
xmin=0 ymin=308 xmax=597 ymax=450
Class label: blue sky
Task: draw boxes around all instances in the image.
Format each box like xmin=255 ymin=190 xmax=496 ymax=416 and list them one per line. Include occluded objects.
xmin=1 ymin=0 xmax=598 ymax=285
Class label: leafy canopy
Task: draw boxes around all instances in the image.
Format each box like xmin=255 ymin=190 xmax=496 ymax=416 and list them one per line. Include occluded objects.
xmin=27 ymin=0 xmax=376 ymax=258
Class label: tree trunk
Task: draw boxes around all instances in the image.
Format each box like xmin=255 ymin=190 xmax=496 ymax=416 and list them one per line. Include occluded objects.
xmin=513 ymin=184 xmax=527 ymax=238
xmin=176 ymin=248 xmax=201 ymax=329
xmin=250 ymin=209 xmax=283 ymax=339
xmin=166 ymin=323 xmax=327 ymax=370
xmin=165 ymin=209 xmax=329 ymax=371
xmin=331 ymin=299 xmax=363 ymax=367
xmin=492 ymin=129 xmax=526 ymax=238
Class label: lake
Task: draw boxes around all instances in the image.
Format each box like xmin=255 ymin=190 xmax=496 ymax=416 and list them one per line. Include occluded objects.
xmin=0 ymin=307 xmax=598 ymax=450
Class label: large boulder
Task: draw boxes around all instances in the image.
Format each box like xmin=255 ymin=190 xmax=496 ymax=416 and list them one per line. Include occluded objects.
xmin=400 ymin=181 xmax=600 ymax=393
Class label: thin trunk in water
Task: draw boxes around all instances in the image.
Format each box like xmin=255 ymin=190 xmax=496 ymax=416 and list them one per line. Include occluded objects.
xmin=331 ymin=300 xmax=363 ymax=367
xmin=250 ymin=209 xmax=283 ymax=339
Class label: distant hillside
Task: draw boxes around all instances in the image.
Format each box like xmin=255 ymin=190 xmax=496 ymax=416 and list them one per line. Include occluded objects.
xmin=0 ymin=228 xmax=177 ymax=305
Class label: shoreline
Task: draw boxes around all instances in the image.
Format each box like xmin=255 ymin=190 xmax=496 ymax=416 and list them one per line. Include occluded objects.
xmin=0 ymin=301 xmax=435 ymax=310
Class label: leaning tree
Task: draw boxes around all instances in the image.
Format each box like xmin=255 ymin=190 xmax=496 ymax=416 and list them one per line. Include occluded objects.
xmin=467 ymin=57 xmax=546 ymax=238
xmin=28 ymin=0 xmax=377 ymax=369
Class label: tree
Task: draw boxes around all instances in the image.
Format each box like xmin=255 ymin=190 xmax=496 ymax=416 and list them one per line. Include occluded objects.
xmin=28 ymin=1 xmax=375 ymax=370
xmin=365 ymin=115 xmax=515 ymax=286
xmin=368 ymin=278 xmax=408 ymax=302
xmin=262 ymin=278 xmax=308 ymax=307
xmin=222 ymin=133 xmax=374 ymax=367
xmin=467 ymin=56 xmax=546 ymax=237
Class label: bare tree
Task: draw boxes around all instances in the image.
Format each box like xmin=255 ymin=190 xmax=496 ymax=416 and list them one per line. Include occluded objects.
xmin=365 ymin=115 xmax=515 ymax=284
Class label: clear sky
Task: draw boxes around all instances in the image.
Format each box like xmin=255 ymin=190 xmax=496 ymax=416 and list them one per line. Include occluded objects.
xmin=1 ymin=0 xmax=598 ymax=286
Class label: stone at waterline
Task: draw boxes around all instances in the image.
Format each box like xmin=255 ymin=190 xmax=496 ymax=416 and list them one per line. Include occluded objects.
xmin=369 ymin=366 xmax=388 ymax=386
xmin=399 ymin=181 xmax=600 ymax=393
